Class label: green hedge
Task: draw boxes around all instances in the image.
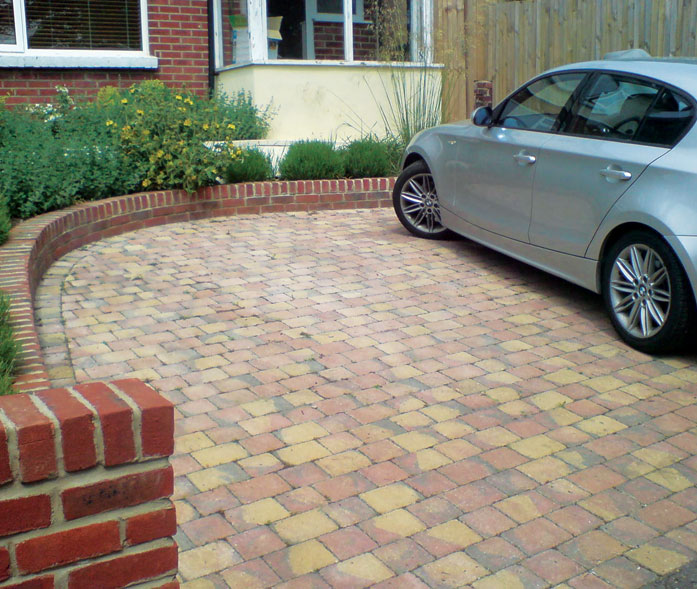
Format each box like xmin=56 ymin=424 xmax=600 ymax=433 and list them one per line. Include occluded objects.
xmin=0 ymin=291 xmax=17 ymax=396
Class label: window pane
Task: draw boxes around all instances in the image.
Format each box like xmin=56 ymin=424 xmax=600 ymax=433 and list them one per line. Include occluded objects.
xmin=27 ymin=0 xmax=142 ymax=50
xmin=1 ymin=0 xmax=16 ymax=44
xmin=498 ymin=73 xmax=585 ymax=132
xmin=635 ymin=88 xmax=694 ymax=147
xmin=318 ymin=0 xmax=357 ymax=15
xmin=565 ymin=74 xmax=659 ymax=141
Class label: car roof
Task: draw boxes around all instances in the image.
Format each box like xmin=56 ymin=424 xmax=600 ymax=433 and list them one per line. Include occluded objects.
xmin=547 ymin=58 xmax=697 ymax=98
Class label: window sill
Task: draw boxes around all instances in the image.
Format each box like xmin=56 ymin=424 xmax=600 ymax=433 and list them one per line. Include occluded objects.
xmin=0 ymin=53 xmax=159 ymax=69
xmin=218 ymin=59 xmax=442 ymax=71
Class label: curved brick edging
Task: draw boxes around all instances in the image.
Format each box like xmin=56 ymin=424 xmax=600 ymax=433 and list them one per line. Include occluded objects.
xmin=0 ymin=178 xmax=395 ymax=393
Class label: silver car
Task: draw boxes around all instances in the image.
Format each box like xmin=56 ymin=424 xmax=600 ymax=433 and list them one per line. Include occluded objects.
xmin=393 ymin=52 xmax=696 ymax=353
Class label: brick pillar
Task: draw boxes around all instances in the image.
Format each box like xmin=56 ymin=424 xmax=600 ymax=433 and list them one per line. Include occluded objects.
xmin=0 ymin=379 xmax=178 ymax=588
xmin=474 ymin=80 xmax=493 ymax=109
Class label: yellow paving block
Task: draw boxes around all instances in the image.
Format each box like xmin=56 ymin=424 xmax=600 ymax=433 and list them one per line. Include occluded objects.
xmin=499 ymin=400 xmax=538 ymax=417
xmin=221 ymin=569 xmax=267 ymax=588
xmin=420 ymin=552 xmax=489 ymax=587
xmin=474 ymin=570 xmax=526 ymax=589
xmin=473 ymin=426 xmax=520 ymax=448
xmin=415 ymin=448 xmax=452 ymax=470
xmin=334 ymin=554 xmax=394 ymax=584
xmin=181 ymin=579 xmax=218 ymax=589
xmin=175 ymin=500 xmax=198 ymax=524
xmin=499 ymin=340 xmax=532 ymax=352
xmin=544 ymin=369 xmax=586 ymax=385
xmin=484 ymin=371 xmax=521 ymax=384
xmin=287 ymin=540 xmax=338 ymax=576
xmin=485 ymin=387 xmax=520 ymax=403
xmin=496 ymin=495 xmax=545 ymax=523
xmin=427 ymin=520 xmax=482 ymax=548
xmin=622 ymin=383 xmax=660 ymax=399
xmin=429 ymin=386 xmax=465 ymax=402
xmin=627 ymin=544 xmax=690 ymax=575
xmin=178 ymin=541 xmax=242 ymax=580
xmin=584 ymin=376 xmax=626 ymax=393
xmin=274 ymin=509 xmax=338 ymax=543
xmin=645 ymin=468 xmax=693 ymax=492
xmin=241 ymin=498 xmax=290 ymax=526
xmin=392 ymin=431 xmax=438 ymax=452
xmin=510 ymin=434 xmax=565 ymax=459
xmin=547 ymin=407 xmax=582 ymax=426
xmin=238 ymin=453 xmax=283 ymax=472
xmin=391 ymin=411 xmax=433 ymax=429
xmin=313 ymin=331 xmax=349 ymax=343
xmin=175 ymin=432 xmax=215 ymax=455
xmin=193 ymin=355 xmax=227 ymax=370
xmin=577 ymin=415 xmax=627 ymax=436
xmin=391 ymin=365 xmax=424 ymax=379
xmin=517 ymin=456 xmax=573 ymax=483
xmin=421 ymin=404 xmax=460 ymax=422
xmin=434 ymin=420 xmax=475 ymax=439
xmin=241 ymin=398 xmax=278 ymax=417
xmin=530 ymin=391 xmax=571 ymax=411
xmin=361 ymin=483 xmax=421 ymax=513
xmin=280 ymin=363 xmax=313 ymax=377
xmin=278 ymin=422 xmax=329 ymax=445
xmin=633 ymin=447 xmax=681 ymax=468
xmin=598 ymin=390 xmax=637 ymax=407
xmin=276 ymin=440 xmax=331 ymax=466
xmin=371 ymin=508 xmax=426 ymax=537
xmin=192 ymin=442 xmax=248 ymax=467
xmin=508 ymin=314 xmax=539 ymax=325
xmin=317 ymin=450 xmax=371 ymax=476
xmin=188 ymin=467 xmax=242 ymax=493
xmin=283 ymin=390 xmax=322 ymax=406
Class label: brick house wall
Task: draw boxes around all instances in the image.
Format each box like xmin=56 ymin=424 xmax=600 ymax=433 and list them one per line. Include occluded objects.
xmin=0 ymin=0 xmax=210 ymax=106
xmin=314 ymin=22 xmax=377 ymax=60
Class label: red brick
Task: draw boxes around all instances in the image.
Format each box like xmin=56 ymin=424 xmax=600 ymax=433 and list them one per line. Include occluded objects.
xmin=67 ymin=543 xmax=178 ymax=588
xmin=0 ymin=394 xmax=56 ymax=482
xmin=0 ymin=423 xmax=12 ymax=485
xmin=126 ymin=505 xmax=177 ymax=545
xmin=74 ymin=382 xmax=136 ymax=466
xmin=16 ymin=521 xmax=121 ymax=574
xmin=35 ymin=388 xmax=96 ymax=472
xmin=2 ymin=577 xmax=54 ymax=589
xmin=0 ymin=495 xmax=52 ymax=536
xmin=112 ymin=379 xmax=174 ymax=457
xmin=62 ymin=466 xmax=173 ymax=520
xmin=0 ymin=547 xmax=9 ymax=581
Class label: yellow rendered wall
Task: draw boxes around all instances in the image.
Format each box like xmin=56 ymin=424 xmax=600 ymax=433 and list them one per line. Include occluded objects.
xmin=215 ymin=63 xmax=442 ymax=142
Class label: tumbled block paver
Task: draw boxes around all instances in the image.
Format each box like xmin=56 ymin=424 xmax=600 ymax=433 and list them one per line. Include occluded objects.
xmin=35 ymin=209 xmax=697 ymax=587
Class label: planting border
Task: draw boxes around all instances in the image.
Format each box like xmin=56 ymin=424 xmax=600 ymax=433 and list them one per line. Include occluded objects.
xmin=0 ymin=178 xmax=395 ymax=393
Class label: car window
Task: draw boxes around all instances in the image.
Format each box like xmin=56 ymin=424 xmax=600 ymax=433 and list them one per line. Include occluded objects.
xmin=562 ymin=73 xmax=660 ymax=141
xmin=496 ymin=73 xmax=586 ymax=132
xmin=634 ymin=88 xmax=694 ymax=147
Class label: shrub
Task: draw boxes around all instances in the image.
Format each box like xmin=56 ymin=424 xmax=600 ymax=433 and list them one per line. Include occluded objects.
xmin=342 ymin=138 xmax=394 ymax=178
xmin=0 ymin=291 xmax=17 ymax=396
xmin=216 ymin=91 xmax=273 ymax=140
xmin=0 ymin=198 xmax=11 ymax=246
xmin=279 ymin=141 xmax=344 ymax=180
xmin=223 ymin=149 xmax=274 ymax=183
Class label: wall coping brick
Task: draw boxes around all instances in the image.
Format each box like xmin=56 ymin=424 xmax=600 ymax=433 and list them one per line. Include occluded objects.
xmin=0 ymin=179 xmax=395 ymax=393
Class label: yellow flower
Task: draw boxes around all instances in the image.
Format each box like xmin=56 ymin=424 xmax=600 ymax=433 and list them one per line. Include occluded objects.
xmin=136 ymin=109 xmax=144 ymax=116
xmin=105 ymin=120 xmax=115 ymax=126
xmin=129 ymin=87 xmax=136 ymax=94
xmin=142 ymin=178 xmax=151 ymax=187
xmin=121 ymin=98 xmax=128 ymax=104
xmin=184 ymin=98 xmax=194 ymax=105
xmin=175 ymin=95 xmax=183 ymax=101
xmin=202 ymin=123 xmax=209 ymax=130
xmin=227 ymin=123 xmax=235 ymax=130
xmin=142 ymin=129 xmax=150 ymax=135
xmin=183 ymin=119 xmax=192 ymax=127
xmin=156 ymin=149 xmax=164 ymax=158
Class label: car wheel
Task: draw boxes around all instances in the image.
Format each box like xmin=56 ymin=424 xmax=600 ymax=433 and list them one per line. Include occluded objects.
xmin=602 ymin=231 xmax=695 ymax=353
xmin=393 ymin=160 xmax=454 ymax=240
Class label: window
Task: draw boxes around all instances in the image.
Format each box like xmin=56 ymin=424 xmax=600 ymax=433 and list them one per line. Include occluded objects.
xmin=634 ymin=88 xmax=694 ymax=147
xmin=563 ymin=73 xmax=660 ymax=141
xmin=497 ymin=73 xmax=585 ymax=132
xmin=0 ymin=0 xmax=156 ymax=68
xmin=316 ymin=0 xmax=358 ymax=15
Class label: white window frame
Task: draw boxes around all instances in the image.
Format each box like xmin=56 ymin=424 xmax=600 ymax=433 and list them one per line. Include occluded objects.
xmin=219 ymin=0 xmax=432 ymax=66
xmin=0 ymin=0 xmax=157 ymax=69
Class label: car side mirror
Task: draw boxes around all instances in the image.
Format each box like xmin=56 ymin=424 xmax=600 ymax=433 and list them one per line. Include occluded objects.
xmin=472 ymin=106 xmax=493 ymax=127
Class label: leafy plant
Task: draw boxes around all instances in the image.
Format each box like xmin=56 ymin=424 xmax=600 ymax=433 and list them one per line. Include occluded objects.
xmin=0 ymin=198 xmax=11 ymax=246
xmin=0 ymin=291 xmax=17 ymax=396
xmin=342 ymin=137 xmax=396 ymax=178
xmin=223 ymin=148 xmax=273 ymax=183
xmin=279 ymin=141 xmax=344 ymax=180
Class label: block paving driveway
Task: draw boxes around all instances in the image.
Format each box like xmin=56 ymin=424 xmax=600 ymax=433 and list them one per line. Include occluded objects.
xmin=35 ymin=209 xmax=697 ymax=588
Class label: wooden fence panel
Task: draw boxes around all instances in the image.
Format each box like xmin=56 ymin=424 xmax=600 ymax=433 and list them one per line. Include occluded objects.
xmin=438 ymin=0 xmax=697 ymax=119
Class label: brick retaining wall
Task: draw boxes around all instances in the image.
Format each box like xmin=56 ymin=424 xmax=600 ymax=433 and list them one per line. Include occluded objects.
xmin=0 ymin=378 xmax=177 ymax=588
xmin=0 ymin=178 xmax=394 ymax=393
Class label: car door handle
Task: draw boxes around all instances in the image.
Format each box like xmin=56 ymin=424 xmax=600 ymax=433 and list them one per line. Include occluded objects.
xmin=599 ymin=167 xmax=632 ymax=181
xmin=513 ymin=152 xmax=536 ymax=165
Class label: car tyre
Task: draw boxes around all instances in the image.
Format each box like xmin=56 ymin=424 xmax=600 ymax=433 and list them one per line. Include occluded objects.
xmin=393 ymin=160 xmax=455 ymax=240
xmin=602 ymin=231 xmax=695 ymax=353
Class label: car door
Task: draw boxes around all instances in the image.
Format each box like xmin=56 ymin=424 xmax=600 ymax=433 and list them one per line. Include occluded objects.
xmin=444 ymin=72 xmax=586 ymax=243
xmin=529 ymin=72 xmax=671 ymax=256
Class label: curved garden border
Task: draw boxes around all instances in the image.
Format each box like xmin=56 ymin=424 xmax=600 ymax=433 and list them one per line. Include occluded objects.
xmin=0 ymin=178 xmax=395 ymax=393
